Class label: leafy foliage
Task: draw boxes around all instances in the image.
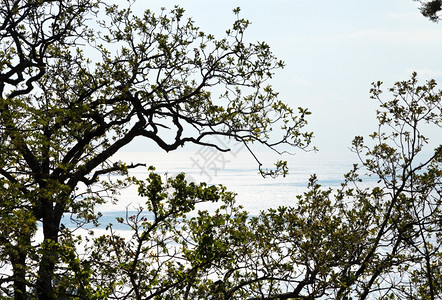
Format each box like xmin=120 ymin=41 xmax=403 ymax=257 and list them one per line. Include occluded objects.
xmin=87 ymin=74 xmax=441 ymax=299
xmin=0 ymin=1 xmax=312 ymax=299
xmin=414 ymin=0 xmax=442 ymax=22
xmin=1 ymin=0 xmax=441 ymax=299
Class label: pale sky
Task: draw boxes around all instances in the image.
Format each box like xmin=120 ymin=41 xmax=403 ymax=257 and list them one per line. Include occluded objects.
xmin=123 ymin=0 xmax=442 ymax=154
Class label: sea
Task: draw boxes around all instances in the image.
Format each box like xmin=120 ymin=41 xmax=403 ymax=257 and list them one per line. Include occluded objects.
xmin=84 ymin=147 xmax=376 ymax=229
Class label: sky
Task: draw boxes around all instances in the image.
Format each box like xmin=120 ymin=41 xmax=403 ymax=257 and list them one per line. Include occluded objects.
xmin=122 ymin=0 xmax=442 ymax=156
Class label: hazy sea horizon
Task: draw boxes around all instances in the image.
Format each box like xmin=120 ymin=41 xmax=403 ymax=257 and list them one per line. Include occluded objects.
xmin=73 ymin=148 xmax=375 ymax=229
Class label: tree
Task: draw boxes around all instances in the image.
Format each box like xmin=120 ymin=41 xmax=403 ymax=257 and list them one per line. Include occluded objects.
xmin=0 ymin=1 xmax=313 ymax=299
xmin=414 ymin=0 xmax=442 ymax=22
xmin=90 ymin=73 xmax=441 ymax=299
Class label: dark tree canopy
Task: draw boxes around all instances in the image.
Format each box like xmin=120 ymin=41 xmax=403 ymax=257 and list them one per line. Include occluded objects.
xmin=0 ymin=1 xmax=312 ymax=299
xmin=415 ymin=0 xmax=442 ymax=21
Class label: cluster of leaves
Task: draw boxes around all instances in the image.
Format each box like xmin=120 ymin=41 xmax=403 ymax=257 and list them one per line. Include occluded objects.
xmin=414 ymin=0 xmax=442 ymax=22
xmin=78 ymin=74 xmax=441 ymax=299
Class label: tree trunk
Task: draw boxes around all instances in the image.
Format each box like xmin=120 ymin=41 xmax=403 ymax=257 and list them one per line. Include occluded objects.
xmin=36 ymin=205 xmax=63 ymax=300
xmin=11 ymin=244 xmax=28 ymax=300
